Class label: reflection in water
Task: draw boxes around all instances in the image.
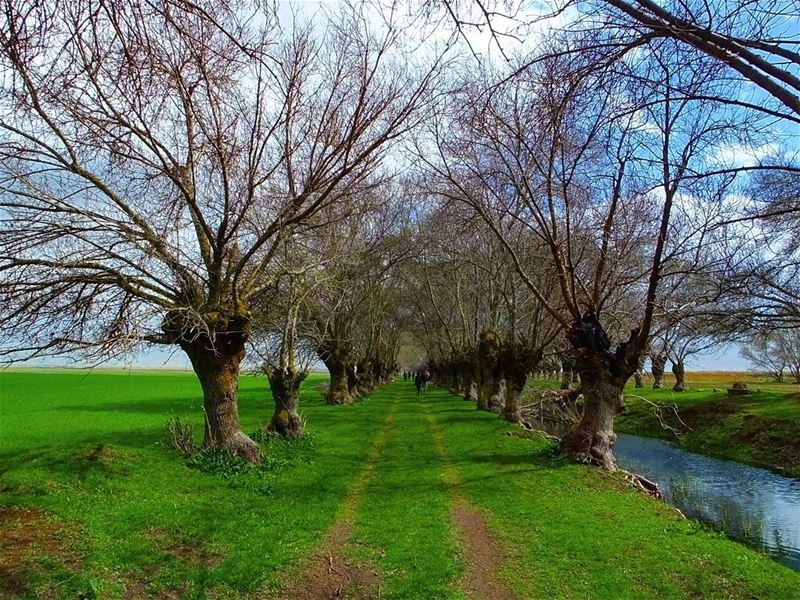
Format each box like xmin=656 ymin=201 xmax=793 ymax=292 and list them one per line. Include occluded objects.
xmin=532 ymin=419 xmax=800 ymax=571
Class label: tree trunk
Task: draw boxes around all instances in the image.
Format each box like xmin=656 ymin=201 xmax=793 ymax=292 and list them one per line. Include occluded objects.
xmin=182 ymin=336 xmax=260 ymax=464
xmin=672 ymin=361 xmax=686 ymax=392
xmin=633 ymin=356 xmax=645 ymax=388
xmin=560 ymin=351 xmax=576 ymax=390
xmin=267 ymin=369 xmax=307 ymax=437
xmin=347 ymin=363 xmax=360 ymax=399
xmin=651 ymin=353 xmax=667 ymax=389
xmin=558 ymin=314 xmax=640 ymax=471
xmin=488 ymin=377 xmax=505 ymax=412
xmin=633 ymin=371 xmax=643 ymax=388
xmin=465 ymin=379 xmax=479 ymax=402
xmin=326 ymin=360 xmax=353 ymax=405
xmin=476 ymin=380 xmax=491 ymax=411
xmin=501 ymin=373 xmax=526 ymax=422
xmin=559 ymin=369 xmax=623 ymax=470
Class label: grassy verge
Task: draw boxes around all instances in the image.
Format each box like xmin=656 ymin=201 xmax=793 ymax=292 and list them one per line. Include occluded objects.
xmin=349 ymin=385 xmax=463 ymax=599
xmin=613 ymin=372 xmax=800 ymax=477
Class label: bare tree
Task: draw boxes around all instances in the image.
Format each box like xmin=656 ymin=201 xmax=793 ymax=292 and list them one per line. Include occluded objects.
xmin=579 ymin=0 xmax=800 ymax=122
xmin=0 ymin=1 xmax=449 ymax=461
xmin=740 ymin=331 xmax=787 ymax=383
xmin=649 ymin=344 xmax=668 ymax=389
xmin=409 ymin=199 xmax=560 ymax=421
xmin=740 ymin=328 xmax=800 ymax=383
xmin=723 ymin=171 xmax=800 ymax=329
xmin=248 ymin=241 xmax=325 ymax=437
xmin=433 ymin=0 xmax=800 ymax=124
xmin=307 ymin=185 xmax=412 ymax=403
xmin=422 ymin=33 xmax=748 ymax=468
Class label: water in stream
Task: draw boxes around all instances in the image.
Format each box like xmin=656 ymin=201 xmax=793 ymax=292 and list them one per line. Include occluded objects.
xmin=532 ymin=419 xmax=800 ymax=571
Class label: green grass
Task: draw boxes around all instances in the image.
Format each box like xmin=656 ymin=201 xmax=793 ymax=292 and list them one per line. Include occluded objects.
xmin=610 ymin=373 xmax=800 ymax=477
xmin=1 ymin=371 xmax=798 ymax=598
xmin=0 ymin=370 xmax=390 ymax=598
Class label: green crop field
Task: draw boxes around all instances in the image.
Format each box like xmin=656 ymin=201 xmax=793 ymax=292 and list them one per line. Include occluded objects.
xmin=1 ymin=370 xmax=798 ymax=599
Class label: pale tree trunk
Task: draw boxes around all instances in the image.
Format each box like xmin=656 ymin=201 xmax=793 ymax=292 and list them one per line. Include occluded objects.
xmin=672 ymin=361 xmax=686 ymax=392
xmin=633 ymin=357 xmax=644 ymax=388
xmin=651 ymin=353 xmax=667 ymax=389
xmin=501 ymin=372 xmax=527 ymax=423
xmin=559 ymin=367 xmax=623 ymax=470
xmin=465 ymin=379 xmax=479 ymax=402
xmin=183 ymin=335 xmax=260 ymax=464
xmin=267 ymin=369 xmax=307 ymax=437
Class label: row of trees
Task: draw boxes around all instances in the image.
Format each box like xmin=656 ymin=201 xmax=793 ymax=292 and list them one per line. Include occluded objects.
xmin=2 ymin=0 xmax=798 ymax=471
xmin=0 ymin=1 xmax=440 ymax=461
xmin=410 ymin=0 xmax=800 ymax=468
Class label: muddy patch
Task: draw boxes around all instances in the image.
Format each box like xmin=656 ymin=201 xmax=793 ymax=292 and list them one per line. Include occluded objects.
xmin=0 ymin=506 xmax=80 ymax=596
xmin=121 ymin=578 xmax=184 ymax=600
xmin=276 ymin=521 xmax=379 ymax=600
xmin=144 ymin=528 xmax=222 ymax=568
xmin=451 ymin=499 xmax=517 ymax=600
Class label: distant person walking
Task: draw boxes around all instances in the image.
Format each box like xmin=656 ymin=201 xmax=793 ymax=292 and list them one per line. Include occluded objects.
xmin=415 ymin=369 xmax=431 ymax=395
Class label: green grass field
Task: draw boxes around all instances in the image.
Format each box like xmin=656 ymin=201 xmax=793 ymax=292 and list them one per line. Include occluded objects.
xmin=1 ymin=370 xmax=799 ymax=599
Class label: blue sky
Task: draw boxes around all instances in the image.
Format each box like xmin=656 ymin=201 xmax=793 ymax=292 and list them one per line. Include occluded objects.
xmin=18 ymin=342 xmax=752 ymax=371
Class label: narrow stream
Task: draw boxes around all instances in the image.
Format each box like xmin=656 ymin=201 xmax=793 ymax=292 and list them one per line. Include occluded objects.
xmin=531 ymin=419 xmax=800 ymax=571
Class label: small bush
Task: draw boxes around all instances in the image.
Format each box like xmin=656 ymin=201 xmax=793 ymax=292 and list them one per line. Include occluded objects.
xmin=163 ymin=416 xmax=197 ymax=456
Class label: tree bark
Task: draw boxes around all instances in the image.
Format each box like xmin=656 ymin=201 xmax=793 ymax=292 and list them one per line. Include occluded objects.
xmin=476 ymin=331 xmax=501 ymax=412
xmin=651 ymin=352 xmax=667 ymax=389
xmin=180 ymin=323 xmax=260 ymax=464
xmin=488 ymin=377 xmax=505 ymax=412
xmin=558 ymin=314 xmax=640 ymax=471
xmin=266 ymin=368 xmax=307 ymax=437
xmin=672 ymin=361 xmax=686 ymax=392
xmin=633 ymin=356 xmax=645 ymax=388
xmin=633 ymin=371 xmax=643 ymax=388
xmin=501 ymin=373 xmax=526 ymax=422
xmin=559 ymin=369 xmax=623 ymax=470
xmin=326 ymin=360 xmax=353 ymax=405
xmin=465 ymin=379 xmax=479 ymax=402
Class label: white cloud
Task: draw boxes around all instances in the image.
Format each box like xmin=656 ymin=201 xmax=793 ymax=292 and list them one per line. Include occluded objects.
xmin=714 ymin=142 xmax=779 ymax=168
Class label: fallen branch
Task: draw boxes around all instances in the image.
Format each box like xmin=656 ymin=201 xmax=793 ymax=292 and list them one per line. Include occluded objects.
xmin=626 ymin=394 xmax=693 ymax=437
xmin=620 ymin=469 xmax=662 ymax=499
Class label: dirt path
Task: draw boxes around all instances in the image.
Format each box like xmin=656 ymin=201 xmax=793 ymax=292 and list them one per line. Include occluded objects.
xmin=274 ymin=403 xmax=398 ymax=599
xmin=276 ymin=386 xmax=517 ymax=600
xmin=421 ymin=400 xmax=518 ymax=600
